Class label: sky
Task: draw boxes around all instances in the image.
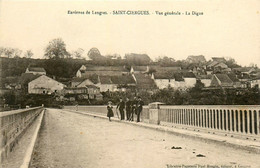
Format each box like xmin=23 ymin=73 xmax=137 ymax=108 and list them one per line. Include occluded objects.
xmin=0 ymin=0 xmax=259 ymax=66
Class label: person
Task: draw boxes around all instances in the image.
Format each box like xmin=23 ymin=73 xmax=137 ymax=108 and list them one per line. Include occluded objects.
xmin=130 ymin=97 xmax=138 ymax=121
xmin=117 ymin=98 xmax=125 ymax=120
xmin=107 ymin=101 xmax=114 ymax=121
xmin=136 ymin=96 xmax=144 ymax=122
xmin=125 ymin=98 xmax=131 ymax=121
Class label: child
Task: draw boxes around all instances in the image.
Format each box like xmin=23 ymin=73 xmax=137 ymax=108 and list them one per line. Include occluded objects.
xmin=107 ymin=101 xmax=114 ymax=121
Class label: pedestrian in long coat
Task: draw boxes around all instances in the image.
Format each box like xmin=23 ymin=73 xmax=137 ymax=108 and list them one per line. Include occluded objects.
xmin=107 ymin=101 xmax=114 ymax=121
xmin=136 ymin=97 xmax=144 ymax=122
xmin=117 ymin=98 xmax=125 ymax=120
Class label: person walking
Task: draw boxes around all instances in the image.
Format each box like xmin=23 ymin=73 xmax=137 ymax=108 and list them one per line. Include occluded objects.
xmin=125 ymin=98 xmax=131 ymax=121
xmin=130 ymin=97 xmax=138 ymax=121
xmin=117 ymin=98 xmax=125 ymax=120
xmin=136 ymin=96 xmax=144 ymax=122
xmin=107 ymin=101 xmax=114 ymax=122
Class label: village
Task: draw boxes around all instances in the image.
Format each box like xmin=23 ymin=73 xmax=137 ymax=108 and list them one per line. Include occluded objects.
xmin=1 ymin=52 xmax=260 ymax=110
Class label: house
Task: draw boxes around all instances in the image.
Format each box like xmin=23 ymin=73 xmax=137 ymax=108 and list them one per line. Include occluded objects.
xmin=211 ymin=57 xmax=226 ymax=63
xmin=207 ymin=61 xmax=230 ymax=74
xmin=96 ymin=76 xmax=116 ymax=92
xmin=130 ymin=66 xmax=149 ymax=74
xmin=152 ymin=72 xmax=196 ymax=90
xmin=182 ymin=72 xmax=197 ymax=88
xmin=133 ymin=73 xmax=158 ymax=93
xmin=214 ymin=62 xmax=228 ymax=69
xmin=95 ymin=75 xmax=136 ymax=92
xmin=233 ymin=67 xmax=256 ymax=76
xmin=249 ymin=77 xmax=260 ymax=88
xmin=63 ymin=85 xmax=102 ymax=100
xmin=171 ymin=73 xmax=186 ymax=90
xmin=227 ymin=73 xmax=241 ymax=88
xmin=85 ymin=85 xmax=103 ymax=99
xmin=28 ymin=75 xmax=65 ymax=94
xmin=71 ymin=74 xmax=99 ymax=88
xmin=151 ymin=72 xmax=175 ymax=89
xmin=25 ymin=67 xmax=46 ymax=75
xmin=210 ymin=74 xmax=233 ymax=88
xmin=197 ymin=75 xmax=212 ymax=87
xmin=186 ymin=55 xmax=206 ymax=64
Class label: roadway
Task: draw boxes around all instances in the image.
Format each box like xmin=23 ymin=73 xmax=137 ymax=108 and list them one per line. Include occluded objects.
xmin=29 ymin=109 xmax=260 ymax=168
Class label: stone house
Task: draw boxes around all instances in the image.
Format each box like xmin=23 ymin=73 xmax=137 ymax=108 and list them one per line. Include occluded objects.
xmin=28 ymin=75 xmax=65 ymax=94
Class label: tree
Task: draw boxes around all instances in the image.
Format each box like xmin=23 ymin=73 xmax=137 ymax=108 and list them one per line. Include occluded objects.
xmin=72 ymin=48 xmax=84 ymax=59
xmin=0 ymin=47 xmax=22 ymax=58
xmin=88 ymin=47 xmax=102 ymax=60
xmin=158 ymin=56 xmax=176 ymax=66
xmin=226 ymin=57 xmax=240 ymax=68
xmin=44 ymin=38 xmax=70 ymax=59
xmin=24 ymin=50 xmax=33 ymax=58
xmin=125 ymin=53 xmax=151 ymax=65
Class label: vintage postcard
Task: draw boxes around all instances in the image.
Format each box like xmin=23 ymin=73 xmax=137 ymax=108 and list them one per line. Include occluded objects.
xmin=0 ymin=0 xmax=259 ymax=168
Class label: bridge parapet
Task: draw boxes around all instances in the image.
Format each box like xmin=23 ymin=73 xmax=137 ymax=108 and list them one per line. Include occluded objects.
xmin=0 ymin=107 xmax=43 ymax=162
xmin=63 ymin=105 xmax=260 ymax=141
xmin=158 ymin=105 xmax=260 ymax=141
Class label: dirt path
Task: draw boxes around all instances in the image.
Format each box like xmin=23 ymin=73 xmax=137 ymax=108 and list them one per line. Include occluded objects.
xmin=30 ymin=109 xmax=260 ymax=168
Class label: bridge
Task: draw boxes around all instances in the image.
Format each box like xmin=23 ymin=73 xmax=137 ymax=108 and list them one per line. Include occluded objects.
xmin=1 ymin=105 xmax=260 ymax=168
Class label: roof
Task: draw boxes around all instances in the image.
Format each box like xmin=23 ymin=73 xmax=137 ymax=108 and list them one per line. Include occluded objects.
xmin=215 ymin=74 xmax=233 ymax=84
xmin=20 ymin=73 xmax=41 ymax=85
xmin=214 ymin=62 xmax=228 ymax=68
xmin=150 ymin=65 xmax=182 ymax=73
xmin=186 ymin=55 xmax=206 ymax=62
xmin=182 ymin=72 xmax=196 ymax=78
xmin=82 ymin=66 xmax=128 ymax=72
xmin=27 ymin=67 xmax=46 ymax=72
xmin=227 ymin=73 xmax=240 ymax=82
xmin=110 ymin=75 xmax=136 ymax=85
xmin=153 ymin=71 xmax=195 ymax=80
xmin=81 ymin=71 xmax=123 ymax=77
xmin=153 ymin=72 xmax=174 ymax=79
xmin=207 ymin=61 xmax=219 ymax=67
xmin=233 ymin=67 xmax=256 ymax=73
xmin=212 ymin=57 xmax=226 ymax=63
xmin=134 ymin=74 xmax=158 ymax=89
xmin=85 ymin=85 xmax=99 ymax=89
xmin=99 ymin=76 xmax=113 ymax=84
xmin=197 ymin=74 xmax=212 ymax=79
xmin=29 ymin=75 xmax=65 ymax=86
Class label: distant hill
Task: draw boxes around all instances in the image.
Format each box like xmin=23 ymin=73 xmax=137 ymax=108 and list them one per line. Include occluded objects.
xmin=0 ymin=57 xmax=88 ymax=78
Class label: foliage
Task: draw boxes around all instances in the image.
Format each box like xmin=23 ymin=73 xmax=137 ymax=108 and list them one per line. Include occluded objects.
xmin=44 ymin=38 xmax=70 ymax=59
xmin=24 ymin=50 xmax=33 ymax=58
xmin=0 ymin=47 xmax=22 ymax=58
xmin=157 ymin=56 xmax=176 ymax=66
xmin=125 ymin=53 xmax=151 ymax=65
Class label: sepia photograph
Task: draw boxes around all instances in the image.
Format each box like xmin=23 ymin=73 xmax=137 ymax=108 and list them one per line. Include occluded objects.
xmin=0 ymin=0 xmax=260 ymax=168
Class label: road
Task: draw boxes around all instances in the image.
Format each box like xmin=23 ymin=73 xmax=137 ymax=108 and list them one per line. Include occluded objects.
xmin=30 ymin=109 xmax=260 ymax=168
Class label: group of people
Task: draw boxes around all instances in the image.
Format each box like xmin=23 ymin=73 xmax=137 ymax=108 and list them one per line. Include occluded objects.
xmin=107 ymin=96 xmax=144 ymax=122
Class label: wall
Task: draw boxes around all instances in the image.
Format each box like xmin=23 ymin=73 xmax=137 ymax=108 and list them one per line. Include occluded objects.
xmin=183 ymin=78 xmax=196 ymax=88
xmin=154 ymin=79 xmax=170 ymax=89
xmin=201 ymin=79 xmax=211 ymax=87
xmin=0 ymin=107 xmax=43 ymax=162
